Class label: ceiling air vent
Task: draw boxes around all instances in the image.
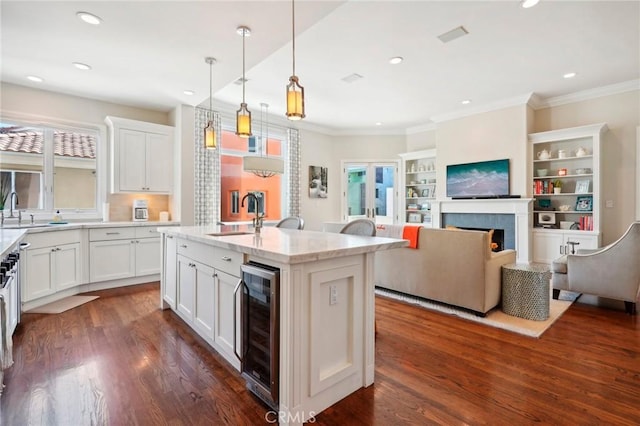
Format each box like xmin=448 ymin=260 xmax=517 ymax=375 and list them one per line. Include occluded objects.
xmin=437 ymin=26 xmax=468 ymax=43
xmin=341 ymin=73 xmax=363 ymax=83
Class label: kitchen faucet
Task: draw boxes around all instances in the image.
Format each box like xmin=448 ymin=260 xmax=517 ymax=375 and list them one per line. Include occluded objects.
xmin=8 ymin=192 xmax=18 ymax=218
xmin=241 ymin=192 xmax=264 ymax=234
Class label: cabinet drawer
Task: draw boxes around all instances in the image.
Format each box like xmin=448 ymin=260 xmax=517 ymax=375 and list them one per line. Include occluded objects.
xmin=90 ymin=227 xmax=136 ymax=241
xmin=211 ymin=248 xmax=243 ymax=277
xmin=176 ymin=238 xmax=216 ymax=266
xmin=135 ymin=226 xmax=166 ymax=239
xmin=25 ymin=229 xmax=82 ymax=249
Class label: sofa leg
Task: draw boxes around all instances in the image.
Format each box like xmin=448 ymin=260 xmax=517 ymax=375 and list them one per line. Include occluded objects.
xmin=624 ymin=301 xmax=637 ymax=315
xmin=552 ymin=289 xmax=561 ymax=300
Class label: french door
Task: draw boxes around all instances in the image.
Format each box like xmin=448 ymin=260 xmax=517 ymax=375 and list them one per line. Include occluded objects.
xmin=342 ymin=161 xmax=399 ymax=225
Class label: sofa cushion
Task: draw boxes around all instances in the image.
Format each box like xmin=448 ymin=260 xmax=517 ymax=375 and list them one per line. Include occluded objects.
xmin=551 ymin=255 xmax=568 ymax=273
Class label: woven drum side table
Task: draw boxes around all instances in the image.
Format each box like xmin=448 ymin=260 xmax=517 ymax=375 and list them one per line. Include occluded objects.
xmin=501 ymin=263 xmax=551 ymax=321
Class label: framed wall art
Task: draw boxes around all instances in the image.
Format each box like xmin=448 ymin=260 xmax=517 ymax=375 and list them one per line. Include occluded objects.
xmin=575 ymin=195 xmax=593 ymax=212
xmin=309 ymin=165 xmax=328 ymax=198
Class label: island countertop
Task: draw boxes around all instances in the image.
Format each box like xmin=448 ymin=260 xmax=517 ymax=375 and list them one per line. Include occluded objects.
xmin=159 ymin=225 xmax=408 ymax=264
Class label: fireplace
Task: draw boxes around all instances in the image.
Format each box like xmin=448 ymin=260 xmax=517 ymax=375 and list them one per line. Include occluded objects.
xmin=448 ymin=226 xmax=505 ymax=252
xmin=431 ymin=199 xmax=533 ymax=263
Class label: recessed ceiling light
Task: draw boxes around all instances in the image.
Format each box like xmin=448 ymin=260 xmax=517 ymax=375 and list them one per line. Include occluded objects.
xmin=73 ymin=62 xmax=92 ymax=70
xmin=521 ymin=0 xmax=540 ymax=8
xmin=389 ymin=57 xmax=403 ymax=65
xmin=461 ymin=99 xmax=471 ymax=105
xmin=76 ymin=11 xmax=102 ymax=25
xmin=375 ymin=122 xmax=383 ymax=126
xmin=563 ymin=72 xmax=577 ymax=79
xmin=183 ymin=90 xmax=195 ymax=96
xmin=27 ymin=75 xmax=44 ymax=83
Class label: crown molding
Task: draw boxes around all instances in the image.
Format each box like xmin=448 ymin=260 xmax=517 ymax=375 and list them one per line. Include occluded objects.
xmin=532 ymin=79 xmax=640 ymax=109
xmin=430 ymin=93 xmax=534 ymax=124
xmin=405 ymin=122 xmax=438 ymax=135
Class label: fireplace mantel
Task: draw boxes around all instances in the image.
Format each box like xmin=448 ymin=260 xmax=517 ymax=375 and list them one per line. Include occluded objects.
xmin=431 ymin=199 xmax=533 ymax=263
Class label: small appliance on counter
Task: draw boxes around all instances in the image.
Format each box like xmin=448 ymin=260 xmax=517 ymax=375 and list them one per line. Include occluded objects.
xmin=133 ymin=199 xmax=149 ymax=221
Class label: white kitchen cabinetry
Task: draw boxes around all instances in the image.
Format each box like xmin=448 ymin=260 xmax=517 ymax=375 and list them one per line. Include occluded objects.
xmin=529 ymin=123 xmax=607 ymax=263
xmin=22 ymin=230 xmax=82 ymax=302
xmin=89 ymin=227 xmax=163 ymax=282
xmin=399 ymin=149 xmax=437 ymax=226
xmin=162 ymin=235 xmax=177 ymax=309
xmin=174 ymin=237 xmax=243 ymax=369
xmin=105 ymin=116 xmax=174 ymax=194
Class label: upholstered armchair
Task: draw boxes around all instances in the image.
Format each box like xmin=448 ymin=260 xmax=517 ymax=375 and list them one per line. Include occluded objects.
xmin=551 ymin=222 xmax=640 ymax=314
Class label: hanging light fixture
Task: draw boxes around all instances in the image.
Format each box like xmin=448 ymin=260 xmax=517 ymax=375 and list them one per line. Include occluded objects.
xmin=204 ymin=57 xmax=217 ymax=149
xmin=286 ymin=0 xmax=305 ymax=120
xmin=243 ymin=103 xmax=284 ymax=178
xmin=236 ymin=26 xmax=252 ymax=138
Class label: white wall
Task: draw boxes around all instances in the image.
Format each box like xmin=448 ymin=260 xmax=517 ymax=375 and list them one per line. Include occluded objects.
xmin=169 ymin=105 xmax=195 ymax=225
xmin=534 ymin=90 xmax=640 ymax=243
xmin=406 ymin=128 xmax=437 ymax=152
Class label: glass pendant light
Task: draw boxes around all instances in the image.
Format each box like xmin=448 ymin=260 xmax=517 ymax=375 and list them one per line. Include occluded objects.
xmin=243 ymin=103 xmax=284 ymax=178
xmin=204 ymin=57 xmax=217 ymax=149
xmin=236 ymin=26 xmax=252 ymax=138
xmin=286 ymin=0 xmax=305 ymax=120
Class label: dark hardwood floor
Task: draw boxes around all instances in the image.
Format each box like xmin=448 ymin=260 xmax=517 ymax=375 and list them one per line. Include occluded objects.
xmin=2 ymin=283 xmax=639 ymax=425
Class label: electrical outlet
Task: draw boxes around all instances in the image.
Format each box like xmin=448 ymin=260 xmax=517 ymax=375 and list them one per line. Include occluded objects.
xmin=605 ymin=200 xmax=614 ymax=208
xmin=330 ymin=285 xmax=337 ymax=305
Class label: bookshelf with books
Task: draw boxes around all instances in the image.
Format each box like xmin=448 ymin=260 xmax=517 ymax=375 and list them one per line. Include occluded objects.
xmin=399 ymin=149 xmax=436 ymax=226
xmin=528 ymin=123 xmax=607 ymax=263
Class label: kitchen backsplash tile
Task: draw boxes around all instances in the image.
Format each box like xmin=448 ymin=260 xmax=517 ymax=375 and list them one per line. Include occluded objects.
xmin=107 ymin=194 xmax=169 ymax=222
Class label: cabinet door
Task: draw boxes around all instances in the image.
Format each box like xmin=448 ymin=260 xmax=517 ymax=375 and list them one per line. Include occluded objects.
xmin=135 ymin=237 xmax=161 ymax=276
xmin=89 ymin=240 xmax=136 ymax=282
xmin=163 ymin=236 xmax=177 ymax=309
xmin=214 ymin=270 xmax=240 ymax=361
xmin=176 ymin=255 xmax=196 ymax=321
xmin=532 ymin=232 xmax=564 ymax=264
xmin=55 ymin=243 xmax=82 ymax=290
xmin=118 ymin=129 xmax=147 ymax=192
xmin=145 ymin=133 xmax=173 ymax=193
xmin=23 ymin=247 xmax=54 ymax=301
xmin=194 ymin=262 xmax=216 ymax=340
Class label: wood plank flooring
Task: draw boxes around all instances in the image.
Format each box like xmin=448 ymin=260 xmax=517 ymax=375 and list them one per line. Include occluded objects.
xmin=1 ymin=283 xmax=638 ymax=425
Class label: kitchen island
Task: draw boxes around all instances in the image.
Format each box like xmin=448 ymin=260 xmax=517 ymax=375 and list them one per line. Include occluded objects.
xmin=158 ymin=225 xmax=407 ymax=425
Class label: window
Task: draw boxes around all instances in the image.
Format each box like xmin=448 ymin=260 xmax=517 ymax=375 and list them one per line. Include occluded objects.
xmin=219 ymin=128 xmax=284 ymax=223
xmin=246 ymin=191 xmax=266 ymax=215
xmin=0 ymin=122 xmax=99 ymax=216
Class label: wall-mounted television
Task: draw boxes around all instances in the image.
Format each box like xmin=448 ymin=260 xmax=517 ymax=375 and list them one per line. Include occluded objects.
xmin=446 ymin=159 xmax=510 ymax=199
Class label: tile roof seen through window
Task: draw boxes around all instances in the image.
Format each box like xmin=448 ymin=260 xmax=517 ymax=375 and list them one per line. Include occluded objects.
xmin=0 ymin=130 xmax=96 ymax=159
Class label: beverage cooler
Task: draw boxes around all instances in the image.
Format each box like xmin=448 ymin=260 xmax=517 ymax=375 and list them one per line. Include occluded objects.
xmin=237 ymin=261 xmax=280 ymax=411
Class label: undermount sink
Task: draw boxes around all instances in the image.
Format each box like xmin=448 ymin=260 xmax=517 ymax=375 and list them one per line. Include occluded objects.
xmin=1 ymin=223 xmax=53 ymax=229
xmin=207 ymin=231 xmax=253 ymax=237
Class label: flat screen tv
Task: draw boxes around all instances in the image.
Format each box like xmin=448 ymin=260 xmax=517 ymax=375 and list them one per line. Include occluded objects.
xmin=446 ymin=158 xmax=510 ymax=198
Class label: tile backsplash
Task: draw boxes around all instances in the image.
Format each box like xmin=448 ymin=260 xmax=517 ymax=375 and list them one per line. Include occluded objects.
xmin=107 ymin=194 xmax=169 ymax=222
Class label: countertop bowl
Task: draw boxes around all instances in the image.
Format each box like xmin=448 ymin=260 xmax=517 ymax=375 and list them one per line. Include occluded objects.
xmin=536 ymin=169 xmax=548 ymax=177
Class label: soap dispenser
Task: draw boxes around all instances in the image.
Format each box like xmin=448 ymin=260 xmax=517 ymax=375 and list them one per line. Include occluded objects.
xmin=53 ymin=210 xmax=62 ymax=223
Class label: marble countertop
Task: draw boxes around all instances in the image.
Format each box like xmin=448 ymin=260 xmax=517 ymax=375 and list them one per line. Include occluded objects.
xmin=160 ymin=225 xmax=408 ymax=265
xmin=0 ymin=221 xmax=180 ymax=234
xmin=0 ymin=228 xmax=27 ymax=258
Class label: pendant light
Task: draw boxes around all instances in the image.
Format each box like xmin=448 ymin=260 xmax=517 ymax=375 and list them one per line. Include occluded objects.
xmin=236 ymin=26 xmax=252 ymax=138
xmin=286 ymin=0 xmax=305 ymax=120
xmin=243 ymin=103 xmax=284 ymax=178
xmin=204 ymin=57 xmax=217 ymax=149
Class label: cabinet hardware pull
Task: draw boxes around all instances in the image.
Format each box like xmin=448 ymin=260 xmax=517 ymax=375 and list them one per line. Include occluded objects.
xmin=167 ymin=235 xmax=174 ymax=239
xmin=106 ymin=232 xmax=120 ymax=235
xmin=51 ymin=248 xmax=56 ymax=252
xmin=233 ymin=278 xmax=247 ymax=362
xmin=221 ymin=256 xmax=232 ymax=262
xmin=180 ymin=244 xmax=187 ymax=248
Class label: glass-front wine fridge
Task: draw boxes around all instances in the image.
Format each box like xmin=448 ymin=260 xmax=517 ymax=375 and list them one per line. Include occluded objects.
xmin=239 ymin=261 xmax=280 ymax=411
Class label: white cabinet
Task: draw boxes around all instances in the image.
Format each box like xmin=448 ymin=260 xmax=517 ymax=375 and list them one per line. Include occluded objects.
xmin=89 ymin=226 xmax=164 ymax=283
xmin=529 ymin=123 xmax=607 ymax=263
xmin=21 ymin=230 xmax=83 ymax=303
xmin=173 ymin=237 xmax=242 ymax=369
xmin=399 ymin=149 xmax=437 ymax=226
xmin=105 ymin=116 xmax=174 ymax=194
xmin=162 ymin=235 xmax=177 ymax=309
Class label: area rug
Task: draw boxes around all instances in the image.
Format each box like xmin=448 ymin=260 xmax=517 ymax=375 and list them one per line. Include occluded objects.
xmin=375 ymin=288 xmax=580 ymax=338
xmin=25 ymin=296 xmax=99 ymax=314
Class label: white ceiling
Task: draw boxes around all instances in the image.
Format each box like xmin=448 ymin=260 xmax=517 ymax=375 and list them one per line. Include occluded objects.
xmin=2 ymin=1 xmax=639 ymax=134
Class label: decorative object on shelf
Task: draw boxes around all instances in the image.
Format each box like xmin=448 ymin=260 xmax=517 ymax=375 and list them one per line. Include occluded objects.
xmin=243 ymin=103 xmax=284 ymax=178
xmin=408 ymin=212 xmax=422 ymax=223
xmin=536 ymin=168 xmax=548 ymax=177
xmin=557 ymin=168 xmax=567 ymax=176
xmin=560 ymin=221 xmax=573 ymax=230
xmin=575 ymin=179 xmax=590 ymax=194
xmin=575 ymin=168 xmax=591 ymax=174
xmin=421 ymin=188 xmax=430 ymax=197
xmin=285 ymin=0 xmax=305 ymax=120
xmin=236 ymin=26 xmax=252 ymax=138
xmin=538 ymin=212 xmax=556 ymax=226
xmin=537 ymin=149 xmax=551 ymax=160
xmin=553 ymin=179 xmax=562 ymax=194
xmin=309 ymin=165 xmax=328 ymax=198
xmin=203 ymin=57 xmax=217 ymax=149
xmin=575 ymin=195 xmax=593 ymax=212
xmin=575 ymin=147 xmax=588 ymax=157
xmin=537 ymin=198 xmax=552 ymax=209
xmin=558 ymin=149 xmax=567 ymax=159
xmin=418 ymin=164 xmax=425 ymax=172
xmin=558 ymin=205 xmax=571 ymax=212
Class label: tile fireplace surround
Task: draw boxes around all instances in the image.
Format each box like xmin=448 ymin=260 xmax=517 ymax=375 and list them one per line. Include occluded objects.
xmin=431 ymin=199 xmax=533 ymax=264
